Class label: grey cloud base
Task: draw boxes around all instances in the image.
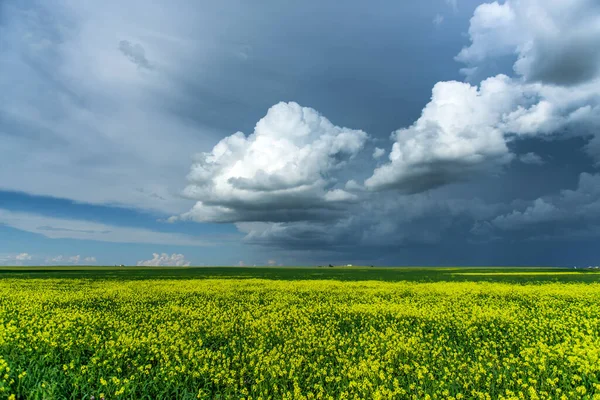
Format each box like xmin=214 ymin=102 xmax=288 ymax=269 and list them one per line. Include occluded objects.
xmin=171 ymin=0 xmax=600 ymax=258
xmin=4 ymin=0 xmax=600 ymax=265
xmin=175 ymin=102 xmax=367 ymax=223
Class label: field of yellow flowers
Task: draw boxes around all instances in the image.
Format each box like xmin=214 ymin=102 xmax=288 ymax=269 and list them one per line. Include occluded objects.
xmin=1 ymin=277 xmax=599 ymax=399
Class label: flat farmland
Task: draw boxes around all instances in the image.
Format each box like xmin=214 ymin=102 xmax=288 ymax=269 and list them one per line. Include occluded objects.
xmin=0 ymin=267 xmax=599 ymax=399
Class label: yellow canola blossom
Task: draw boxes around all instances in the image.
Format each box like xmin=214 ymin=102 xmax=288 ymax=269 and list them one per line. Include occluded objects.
xmin=0 ymin=279 xmax=599 ymax=399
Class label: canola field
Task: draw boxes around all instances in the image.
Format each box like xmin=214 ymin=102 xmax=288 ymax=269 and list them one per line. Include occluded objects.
xmin=0 ymin=269 xmax=600 ymax=399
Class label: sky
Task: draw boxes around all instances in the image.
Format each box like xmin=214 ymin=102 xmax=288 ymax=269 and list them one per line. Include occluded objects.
xmin=1 ymin=0 xmax=600 ymax=266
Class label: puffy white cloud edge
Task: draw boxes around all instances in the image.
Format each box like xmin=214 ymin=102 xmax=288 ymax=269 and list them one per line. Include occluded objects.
xmin=137 ymin=253 xmax=191 ymax=266
xmin=175 ymin=102 xmax=368 ymax=223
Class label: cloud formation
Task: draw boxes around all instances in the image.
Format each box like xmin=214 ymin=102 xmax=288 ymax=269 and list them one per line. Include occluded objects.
xmin=15 ymin=253 xmax=32 ymax=261
xmin=0 ymin=253 xmax=33 ymax=265
xmin=365 ymin=0 xmax=600 ymax=194
xmin=164 ymin=0 xmax=600 ymax=259
xmin=118 ymin=40 xmax=152 ymax=69
xmin=0 ymin=0 xmax=224 ymax=214
xmin=365 ymin=75 xmax=519 ymax=192
xmin=137 ymin=253 xmax=191 ymax=266
xmin=45 ymin=255 xmax=97 ymax=265
xmin=485 ymin=173 xmax=600 ymax=237
xmin=0 ymin=209 xmax=216 ymax=246
xmin=176 ymin=102 xmax=368 ymax=223
xmin=518 ymin=152 xmax=544 ymax=165
xmin=217 ymin=0 xmax=600 ymax=257
xmin=457 ymin=0 xmax=600 ymax=86
xmin=4 ymin=0 xmax=600 ymax=264
xmin=237 ymin=193 xmax=501 ymax=251
xmin=372 ymin=147 xmax=385 ymax=159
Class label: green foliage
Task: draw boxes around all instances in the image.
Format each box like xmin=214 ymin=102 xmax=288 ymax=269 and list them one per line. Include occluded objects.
xmin=1 ymin=266 xmax=600 ymax=283
xmin=0 ymin=274 xmax=599 ymax=399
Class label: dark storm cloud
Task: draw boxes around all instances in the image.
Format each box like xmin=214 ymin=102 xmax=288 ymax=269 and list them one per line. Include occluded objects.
xmin=170 ymin=0 xmax=600 ymax=266
xmin=119 ymin=40 xmax=152 ymax=69
xmin=484 ymin=173 xmax=600 ymax=240
xmin=237 ymin=192 xmax=503 ymax=252
xmin=159 ymin=0 xmax=479 ymax=135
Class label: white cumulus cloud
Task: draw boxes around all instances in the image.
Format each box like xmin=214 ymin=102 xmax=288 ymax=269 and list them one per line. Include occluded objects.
xmin=69 ymin=255 xmax=81 ymax=264
xmin=365 ymin=0 xmax=600 ymax=194
xmin=45 ymin=255 xmax=97 ymax=265
xmin=0 ymin=253 xmax=34 ymax=266
xmin=176 ymin=102 xmax=368 ymax=223
xmin=365 ymin=75 xmax=519 ymax=192
xmin=0 ymin=253 xmax=34 ymax=265
xmin=457 ymin=0 xmax=600 ymax=85
xmin=228 ymin=0 xmax=600 ymax=254
xmin=15 ymin=253 xmax=32 ymax=261
xmin=137 ymin=253 xmax=191 ymax=267
xmin=372 ymin=147 xmax=385 ymax=159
